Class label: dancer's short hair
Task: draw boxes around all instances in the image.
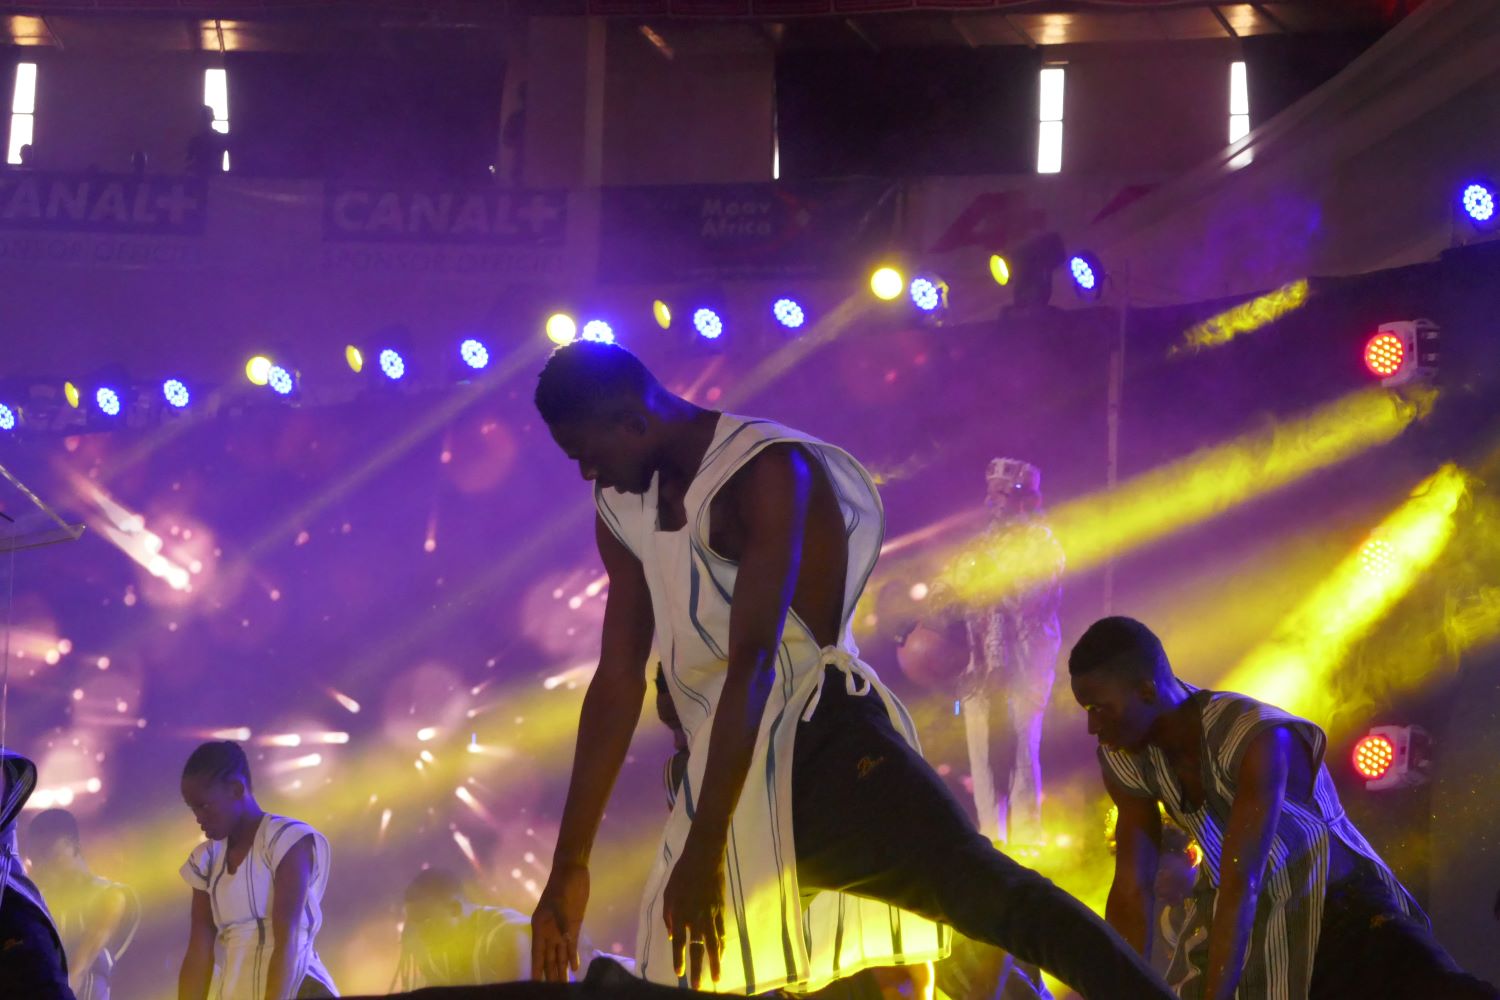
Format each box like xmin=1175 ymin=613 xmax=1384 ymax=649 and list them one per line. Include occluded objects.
xmin=405 ymin=867 xmax=465 ymax=905
xmin=183 ymin=740 xmax=253 ymax=790
xmin=535 ymin=341 xmax=658 ymax=427
xmin=1069 ymin=616 xmax=1173 ymax=685
xmin=28 ymin=808 xmax=81 ymax=853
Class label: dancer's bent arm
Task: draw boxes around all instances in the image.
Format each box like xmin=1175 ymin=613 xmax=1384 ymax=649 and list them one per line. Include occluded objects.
xmin=264 ymin=834 xmax=315 ymax=1000
xmin=71 ymin=884 xmax=127 ymax=994
xmin=1104 ymin=769 xmax=1162 ymax=960
xmin=532 ymin=514 xmax=655 ymax=982
xmin=1201 ymin=727 xmax=1289 ymax=1000
xmin=663 ymin=445 xmax=813 ymax=989
xmin=177 ymin=889 xmax=216 ymax=1000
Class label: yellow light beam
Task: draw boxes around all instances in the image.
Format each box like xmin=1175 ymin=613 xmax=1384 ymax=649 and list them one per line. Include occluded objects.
xmin=243 ymin=339 xmax=549 ymax=562
xmin=97 ymin=387 xmax=237 ymax=482
xmin=721 ymin=294 xmax=869 ymax=408
xmin=1221 ymin=464 xmax=1468 ymax=721
xmin=345 ymin=295 xmax=874 ymax=691
xmin=88 ymin=669 xmax=634 ymax=926
xmin=1173 ymin=279 xmax=1310 ymax=355
xmin=926 ymin=386 xmax=1432 ymax=609
xmin=333 ymin=499 xmax=595 ymax=688
xmin=61 ymin=341 xmax=555 ymax=692
xmin=1105 ymin=526 xmax=1358 ymax=689
xmin=1447 ymin=584 xmax=1500 ymax=660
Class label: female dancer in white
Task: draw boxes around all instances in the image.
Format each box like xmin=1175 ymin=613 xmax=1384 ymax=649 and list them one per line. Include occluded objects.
xmin=177 ymin=741 xmax=337 ymax=1000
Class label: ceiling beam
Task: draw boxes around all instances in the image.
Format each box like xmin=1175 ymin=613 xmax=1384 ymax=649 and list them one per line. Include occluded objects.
xmin=40 ymin=13 xmax=62 ymax=50
xmin=843 ymin=17 xmax=879 ymax=53
xmin=1001 ymin=14 xmax=1037 ymax=49
xmin=1249 ymin=1 xmax=1291 ymax=34
xmin=950 ymin=15 xmax=978 ymax=49
xmin=1209 ymin=4 xmax=1238 ymax=39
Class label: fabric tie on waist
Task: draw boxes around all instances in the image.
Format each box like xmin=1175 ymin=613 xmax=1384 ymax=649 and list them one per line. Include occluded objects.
xmin=802 ymin=646 xmax=873 ymax=721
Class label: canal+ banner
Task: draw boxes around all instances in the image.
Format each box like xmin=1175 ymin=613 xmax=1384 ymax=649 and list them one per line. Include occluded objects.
xmin=0 ymin=172 xmax=584 ymax=280
xmin=319 ymin=180 xmax=575 ymax=279
xmin=0 ymin=170 xmax=207 ymax=269
xmin=322 ymin=182 xmax=568 ymax=246
xmin=0 ymin=171 xmax=205 ymax=234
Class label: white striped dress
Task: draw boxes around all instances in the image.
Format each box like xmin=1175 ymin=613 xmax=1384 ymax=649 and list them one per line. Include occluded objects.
xmin=1099 ymin=688 xmax=1421 ymax=1000
xmin=597 ymin=414 xmax=949 ymax=995
xmin=180 ymin=814 xmax=338 ymax=999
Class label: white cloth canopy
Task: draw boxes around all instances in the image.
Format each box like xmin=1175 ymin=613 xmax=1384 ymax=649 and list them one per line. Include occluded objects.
xmin=1081 ymin=0 xmax=1500 ymax=306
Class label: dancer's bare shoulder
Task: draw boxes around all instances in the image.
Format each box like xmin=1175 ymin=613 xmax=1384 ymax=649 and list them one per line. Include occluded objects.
xmin=708 ymin=443 xmax=847 ymax=647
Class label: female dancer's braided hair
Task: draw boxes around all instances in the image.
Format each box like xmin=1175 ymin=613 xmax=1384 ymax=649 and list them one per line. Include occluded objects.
xmin=182 ymin=740 xmax=253 ymax=790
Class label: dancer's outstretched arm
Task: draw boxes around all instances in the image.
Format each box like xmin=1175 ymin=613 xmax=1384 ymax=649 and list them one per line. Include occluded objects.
xmin=177 ymin=890 xmax=216 ymax=1000
xmin=663 ymin=445 xmax=813 ymax=989
xmin=1201 ymin=727 xmax=1288 ymax=1000
xmin=532 ymin=515 xmax=654 ymax=982
xmin=1104 ymin=770 xmax=1162 ymax=959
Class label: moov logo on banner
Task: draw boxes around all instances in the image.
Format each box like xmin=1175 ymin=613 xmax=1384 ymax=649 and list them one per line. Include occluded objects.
xmin=599 ymin=180 xmax=900 ymax=283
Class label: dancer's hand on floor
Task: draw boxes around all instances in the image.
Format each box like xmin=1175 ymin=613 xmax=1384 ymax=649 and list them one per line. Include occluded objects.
xmin=663 ymin=837 xmax=727 ymax=989
xmin=533 ymin=862 xmax=590 ymax=982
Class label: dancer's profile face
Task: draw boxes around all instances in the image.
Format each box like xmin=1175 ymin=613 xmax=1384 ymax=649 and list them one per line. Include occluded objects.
xmin=32 ymin=838 xmax=76 ymax=872
xmin=181 ymin=773 xmax=247 ymax=841
xmin=1071 ymin=671 xmax=1156 ymax=752
xmin=550 ymin=417 xmax=652 ymax=495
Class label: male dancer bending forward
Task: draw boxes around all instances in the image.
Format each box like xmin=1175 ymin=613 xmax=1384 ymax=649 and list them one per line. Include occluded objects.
xmin=1072 ymin=616 xmax=1497 ymax=1000
xmin=528 ymin=342 xmax=1171 ymax=1000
